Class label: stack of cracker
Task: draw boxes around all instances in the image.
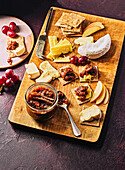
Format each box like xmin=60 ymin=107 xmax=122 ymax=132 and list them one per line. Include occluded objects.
xmin=55 ymin=12 xmax=85 ymax=36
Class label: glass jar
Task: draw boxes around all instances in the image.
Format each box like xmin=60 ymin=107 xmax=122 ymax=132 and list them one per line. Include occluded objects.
xmin=25 ymin=83 xmax=58 ymax=121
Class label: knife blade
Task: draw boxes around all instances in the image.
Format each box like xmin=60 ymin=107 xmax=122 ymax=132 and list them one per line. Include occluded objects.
xmin=36 ymin=8 xmax=53 ymax=59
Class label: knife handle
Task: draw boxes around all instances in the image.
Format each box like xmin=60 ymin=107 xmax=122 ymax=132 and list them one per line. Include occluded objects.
xmin=44 ymin=8 xmax=53 ymax=34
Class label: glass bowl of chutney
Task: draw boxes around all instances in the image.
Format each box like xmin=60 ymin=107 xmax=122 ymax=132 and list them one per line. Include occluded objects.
xmin=25 ymin=83 xmax=58 ymax=121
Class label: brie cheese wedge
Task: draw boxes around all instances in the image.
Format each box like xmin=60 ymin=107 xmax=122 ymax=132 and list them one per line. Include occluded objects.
xmin=78 ymin=34 xmax=111 ymax=59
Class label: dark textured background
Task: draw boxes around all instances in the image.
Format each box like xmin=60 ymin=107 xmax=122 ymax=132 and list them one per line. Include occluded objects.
xmin=0 ymin=0 xmax=125 ymax=170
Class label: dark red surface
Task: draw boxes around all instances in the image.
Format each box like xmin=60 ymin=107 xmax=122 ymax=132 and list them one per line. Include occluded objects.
xmin=0 ymin=0 xmax=125 ymax=169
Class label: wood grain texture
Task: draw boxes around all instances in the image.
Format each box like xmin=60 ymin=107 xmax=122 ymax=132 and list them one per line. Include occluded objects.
xmin=8 ymin=7 xmax=125 ymax=142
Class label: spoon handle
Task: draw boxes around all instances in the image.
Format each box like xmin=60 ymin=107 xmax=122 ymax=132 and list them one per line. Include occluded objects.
xmin=64 ymin=107 xmax=81 ymax=137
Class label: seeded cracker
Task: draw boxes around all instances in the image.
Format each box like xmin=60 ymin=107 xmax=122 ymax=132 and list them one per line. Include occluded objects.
xmin=68 ymin=13 xmax=85 ymax=28
xmin=55 ymin=13 xmax=72 ymax=28
xmin=55 ymin=12 xmax=85 ymax=28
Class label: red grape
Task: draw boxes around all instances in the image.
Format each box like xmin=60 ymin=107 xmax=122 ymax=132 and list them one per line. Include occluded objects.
xmin=7 ymin=30 xmax=16 ymax=38
xmin=5 ymin=69 xmax=14 ymax=79
xmin=0 ymin=76 xmax=6 ymax=86
xmin=78 ymin=56 xmax=88 ymax=64
xmin=1 ymin=25 xmax=9 ymax=34
xmin=70 ymin=56 xmax=78 ymax=64
xmin=5 ymin=79 xmax=13 ymax=87
xmin=11 ymin=74 xmax=19 ymax=83
xmin=9 ymin=22 xmax=16 ymax=31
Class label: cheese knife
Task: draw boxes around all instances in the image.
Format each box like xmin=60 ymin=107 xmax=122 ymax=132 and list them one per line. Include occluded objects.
xmin=36 ymin=8 xmax=53 ymax=59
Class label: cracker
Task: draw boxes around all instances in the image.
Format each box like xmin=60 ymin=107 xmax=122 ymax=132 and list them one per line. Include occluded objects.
xmin=71 ymin=84 xmax=92 ymax=105
xmin=7 ymin=36 xmax=26 ymax=58
xmin=81 ymin=119 xmax=100 ymax=127
xmin=55 ymin=12 xmax=85 ymax=28
xmin=61 ymin=24 xmax=82 ymax=33
xmin=68 ymin=13 xmax=85 ymax=28
xmin=80 ymin=106 xmax=102 ymax=127
xmin=79 ymin=66 xmax=98 ymax=82
xmin=58 ymin=65 xmax=78 ymax=86
xmin=55 ymin=12 xmax=71 ymax=28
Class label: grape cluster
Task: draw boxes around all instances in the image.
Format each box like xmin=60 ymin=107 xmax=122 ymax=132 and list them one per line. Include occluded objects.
xmin=1 ymin=22 xmax=17 ymax=38
xmin=0 ymin=69 xmax=19 ymax=91
xmin=70 ymin=56 xmax=88 ymax=65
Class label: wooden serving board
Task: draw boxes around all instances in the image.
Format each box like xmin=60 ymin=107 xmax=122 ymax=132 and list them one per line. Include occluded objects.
xmin=8 ymin=7 xmax=125 ymax=142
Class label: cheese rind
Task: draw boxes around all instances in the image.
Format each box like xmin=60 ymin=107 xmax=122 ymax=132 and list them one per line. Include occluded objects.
xmin=25 ymin=62 xmax=40 ymax=79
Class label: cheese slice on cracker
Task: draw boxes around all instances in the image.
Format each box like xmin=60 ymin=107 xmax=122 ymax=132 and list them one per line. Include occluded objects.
xmin=6 ymin=36 xmax=26 ymax=58
xmin=79 ymin=105 xmax=102 ymax=127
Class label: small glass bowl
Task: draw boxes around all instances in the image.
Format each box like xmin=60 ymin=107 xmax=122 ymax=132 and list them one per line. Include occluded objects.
xmin=25 ymin=83 xmax=58 ymax=121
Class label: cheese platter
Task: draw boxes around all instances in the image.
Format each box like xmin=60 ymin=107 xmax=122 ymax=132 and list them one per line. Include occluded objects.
xmin=8 ymin=7 xmax=125 ymax=142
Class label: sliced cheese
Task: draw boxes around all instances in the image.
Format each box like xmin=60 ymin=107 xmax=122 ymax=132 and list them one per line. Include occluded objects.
xmin=48 ymin=36 xmax=58 ymax=48
xmin=74 ymin=36 xmax=94 ymax=45
xmin=79 ymin=105 xmax=102 ymax=123
xmin=54 ymin=56 xmax=70 ymax=62
xmin=39 ymin=61 xmax=60 ymax=78
xmin=84 ymin=74 xmax=92 ymax=81
xmin=51 ymin=44 xmax=72 ymax=55
xmin=12 ymin=45 xmax=25 ymax=56
xmin=78 ymin=34 xmax=111 ymax=59
xmin=25 ymin=62 xmax=40 ymax=79
xmin=36 ymin=73 xmax=52 ymax=83
xmin=46 ymin=39 xmax=69 ymax=60
xmin=50 ymin=39 xmax=73 ymax=56
xmin=85 ymin=87 xmax=92 ymax=99
xmin=39 ymin=61 xmax=54 ymax=71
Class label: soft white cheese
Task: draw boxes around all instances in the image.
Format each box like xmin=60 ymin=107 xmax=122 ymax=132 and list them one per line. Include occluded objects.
xmin=78 ymin=34 xmax=111 ymax=59
xmin=39 ymin=61 xmax=60 ymax=78
xmin=74 ymin=36 xmax=94 ymax=45
xmin=25 ymin=62 xmax=40 ymax=79
xmin=12 ymin=45 xmax=25 ymax=56
xmin=36 ymin=73 xmax=52 ymax=83
xmin=79 ymin=105 xmax=102 ymax=123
